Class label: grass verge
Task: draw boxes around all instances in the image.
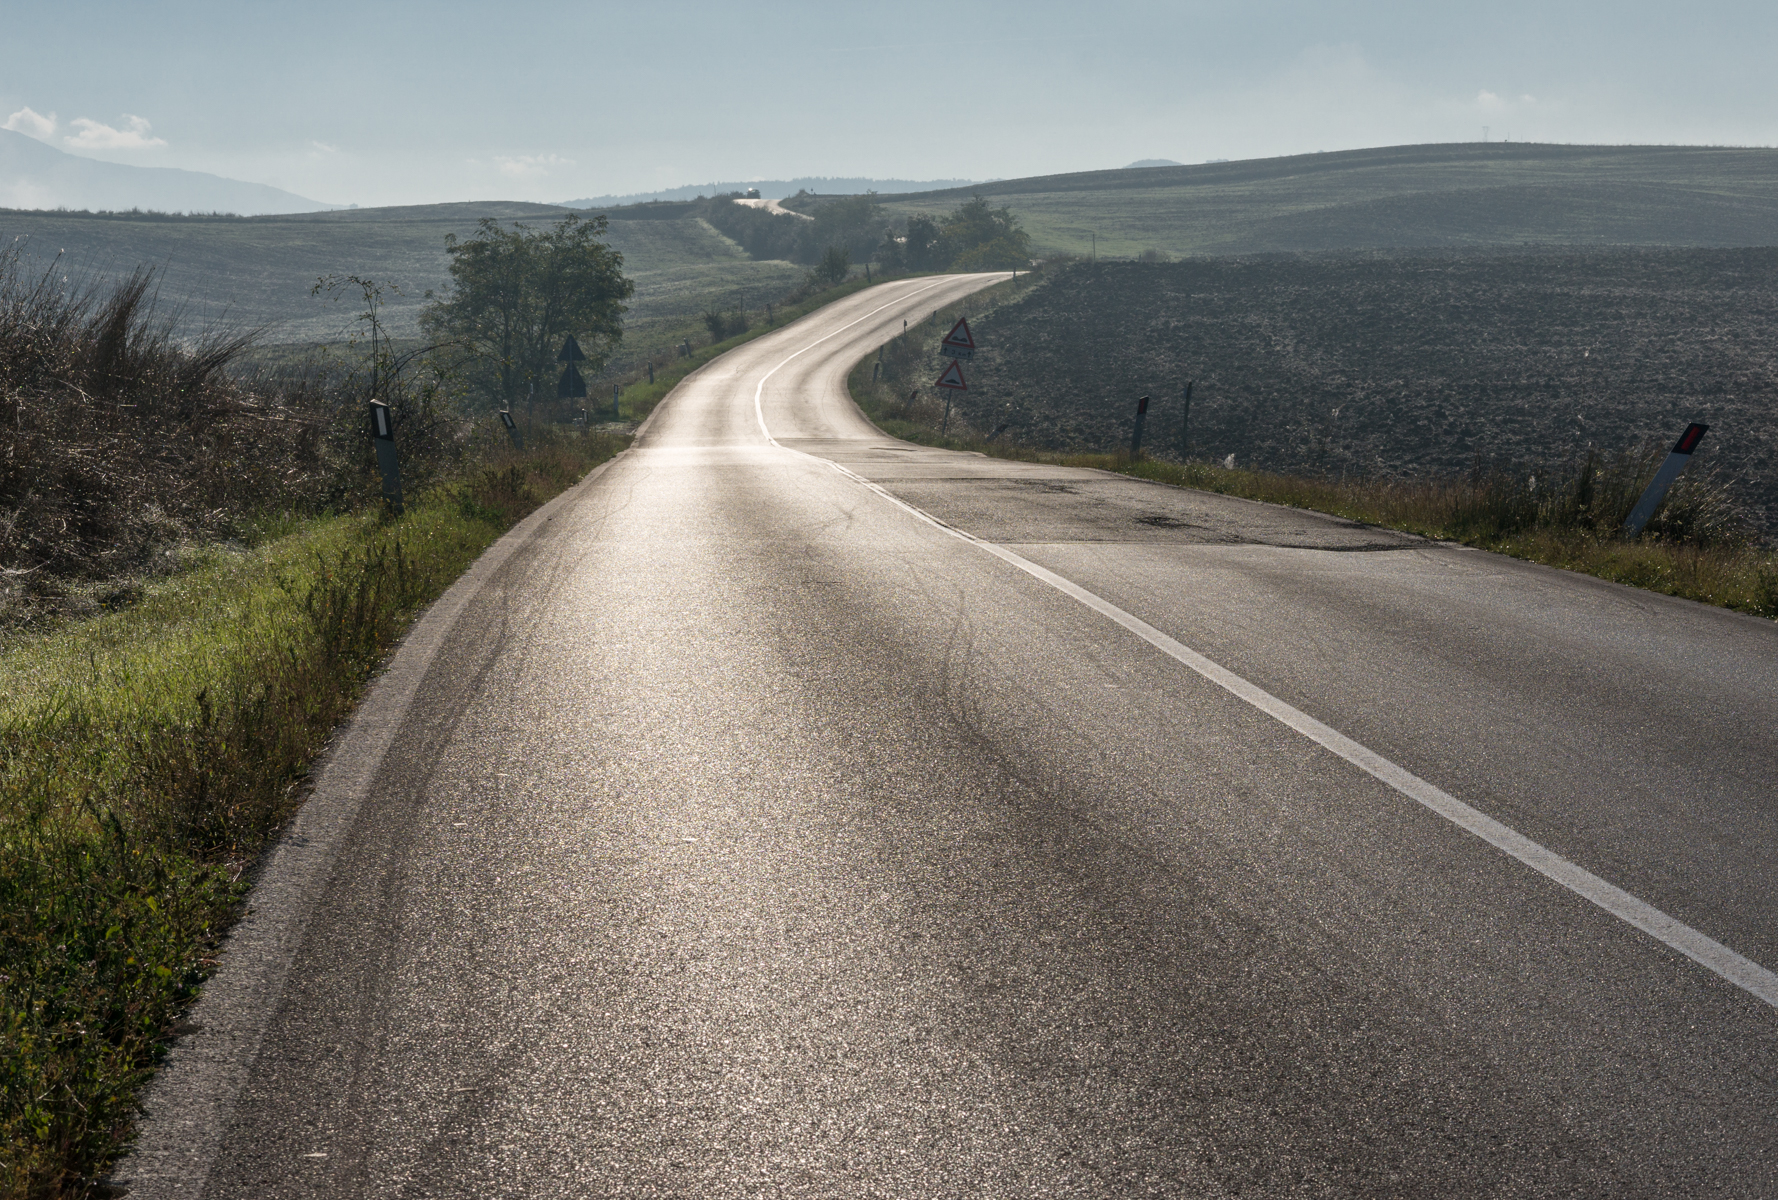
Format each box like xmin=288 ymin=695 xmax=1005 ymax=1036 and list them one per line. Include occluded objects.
xmin=0 ymin=430 xmax=626 ymax=1198
xmin=849 ymin=359 xmax=1778 ymax=621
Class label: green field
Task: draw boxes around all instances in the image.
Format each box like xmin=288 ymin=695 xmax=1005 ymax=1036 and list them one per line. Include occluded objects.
xmin=0 ymin=201 xmax=803 ymax=352
xmin=872 ymin=143 xmax=1778 ymax=258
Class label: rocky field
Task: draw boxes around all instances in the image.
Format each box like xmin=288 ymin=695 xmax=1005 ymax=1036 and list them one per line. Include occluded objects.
xmin=930 ymin=251 xmax=1778 ymax=536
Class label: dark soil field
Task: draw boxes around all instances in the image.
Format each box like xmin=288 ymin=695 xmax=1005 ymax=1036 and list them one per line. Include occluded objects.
xmin=921 ymin=251 xmax=1778 ymax=537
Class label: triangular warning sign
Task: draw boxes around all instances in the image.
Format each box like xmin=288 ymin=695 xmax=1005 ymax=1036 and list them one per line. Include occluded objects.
xmin=556 ymin=361 xmax=587 ymax=398
xmin=557 ymin=334 xmax=586 ymax=362
xmin=942 ymin=317 xmax=975 ymax=351
xmin=934 ymin=360 xmax=968 ymax=390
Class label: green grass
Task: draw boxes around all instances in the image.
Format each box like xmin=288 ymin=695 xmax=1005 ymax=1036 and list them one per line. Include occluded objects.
xmin=874 ymin=143 xmax=1778 ymax=258
xmin=848 ymin=355 xmax=1778 ymax=622
xmin=0 ymin=430 xmax=625 ymax=1199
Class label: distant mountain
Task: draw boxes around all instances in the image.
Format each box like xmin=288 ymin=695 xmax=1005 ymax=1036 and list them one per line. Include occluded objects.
xmin=0 ymin=128 xmax=334 ymax=216
xmin=561 ymin=177 xmax=977 ymax=207
xmin=1124 ymin=158 xmax=1184 ymax=168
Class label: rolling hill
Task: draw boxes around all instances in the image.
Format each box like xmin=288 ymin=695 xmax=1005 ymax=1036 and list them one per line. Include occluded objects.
xmin=868 ymin=143 xmax=1778 ymax=257
xmin=5 ymin=141 xmax=1776 ymax=367
xmin=0 ymin=201 xmax=803 ymax=351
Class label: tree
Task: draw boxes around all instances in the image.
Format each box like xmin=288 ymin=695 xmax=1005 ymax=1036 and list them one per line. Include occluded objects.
xmin=940 ymin=196 xmax=1031 ymax=269
xmin=814 ymin=244 xmax=851 ymax=287
xmin=902 ymin=215 xmax=944 ymax=270
xmin=421 ymin=214 xmax=633 ymax=411
xmin=802 ymin=193 xmax=890 ymax=265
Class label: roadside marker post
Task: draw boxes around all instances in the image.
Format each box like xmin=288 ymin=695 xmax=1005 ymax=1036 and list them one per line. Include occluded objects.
xmin=1130 ymin=395 xmax=1150 ymax=454
xmin=1624 ymin=422 xmax=1710 ymax=537
xmin=498 ymin=408 xmax=523 ymax=451
xmin=647 ymin=362 xmax=655 ymax=385
xmin=935 ymin=359 xmax=967 ymax=435
xmin=612 ymin=383 xmax=622 ymax=420
xmin=368 ymin=400 xmax=403 ymax=513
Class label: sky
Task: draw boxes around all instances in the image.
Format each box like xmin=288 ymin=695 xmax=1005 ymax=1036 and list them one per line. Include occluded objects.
xmin=4 ymin=0 xmax=1775 ymax=208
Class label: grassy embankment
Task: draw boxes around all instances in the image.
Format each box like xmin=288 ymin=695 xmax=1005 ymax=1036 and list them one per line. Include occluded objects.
xmin=0 ymin=250 xmax=640 ymax=1196
xmin=847 ymin=288 xmax=1778 ymax=621
xmin=0 ymin=431 xmax=623 ymax=1198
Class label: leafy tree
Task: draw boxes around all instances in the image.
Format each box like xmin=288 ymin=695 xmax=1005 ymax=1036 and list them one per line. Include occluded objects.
xmin=421 ymin=214 xmax=633 ymax=411
xmin=901 ymin=215 xmax=944 ymax=270
xmin=940 ymin=196 xmax=1031 ymax=269
xmin=814 ymin=244 xmax=851 ymax=286
xmin=804 ymin=193 xmax=890 ymax=264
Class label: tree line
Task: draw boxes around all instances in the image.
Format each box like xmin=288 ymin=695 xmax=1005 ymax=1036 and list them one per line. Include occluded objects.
xmin=697 ymin=192 xmax=1032 ymax=277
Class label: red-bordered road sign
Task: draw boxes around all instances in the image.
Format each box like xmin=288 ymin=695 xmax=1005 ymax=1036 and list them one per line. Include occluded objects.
xmin=940 ymin=317 xmax=975 ymax=360
xmin=935 ymin=360 xmax=968 ymax=390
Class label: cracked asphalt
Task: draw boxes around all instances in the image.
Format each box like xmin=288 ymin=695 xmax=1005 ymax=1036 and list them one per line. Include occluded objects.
xmin=123 ymin=274 xmax=1778 ymax=1198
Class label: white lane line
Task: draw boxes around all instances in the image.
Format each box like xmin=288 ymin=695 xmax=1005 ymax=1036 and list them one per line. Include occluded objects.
xmin=752 ymin=274 xmax=1010 ymax=445
xmin=767 ymin=429 xmax=1778 ymax=1009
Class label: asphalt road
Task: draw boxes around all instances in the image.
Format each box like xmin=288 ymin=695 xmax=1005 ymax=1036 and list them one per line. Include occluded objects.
xmin=124 ymin=274 xmax=1778 ymax=1198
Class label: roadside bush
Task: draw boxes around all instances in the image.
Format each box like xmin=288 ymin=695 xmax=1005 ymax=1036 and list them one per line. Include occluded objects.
xmin=814 ymin=245 xmax=850 ymax=287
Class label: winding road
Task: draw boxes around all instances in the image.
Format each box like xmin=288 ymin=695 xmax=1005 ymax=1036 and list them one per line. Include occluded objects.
xmin=124 ymin=273 xmax=1778 ymax=1197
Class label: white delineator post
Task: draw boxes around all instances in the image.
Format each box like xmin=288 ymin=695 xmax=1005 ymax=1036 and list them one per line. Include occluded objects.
xmin=1623 ymin=422 xmax=1709 ymax=538
xmin=369 ymin=399 xmax=403 ymax=513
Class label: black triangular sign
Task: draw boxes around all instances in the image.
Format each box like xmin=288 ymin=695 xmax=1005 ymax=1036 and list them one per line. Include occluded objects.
xmin=557 ymin=361 xmax=587 ymax=398
xmin=557 ymin=335 xmax=586 ymax=362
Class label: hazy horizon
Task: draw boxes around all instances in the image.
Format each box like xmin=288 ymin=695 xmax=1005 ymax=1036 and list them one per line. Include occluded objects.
xmin=4 ymin=0 xmax=1774 ymax=209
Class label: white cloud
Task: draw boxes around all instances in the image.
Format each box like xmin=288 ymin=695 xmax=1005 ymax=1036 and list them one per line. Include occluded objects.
xmin=309 ymin=140 xmax=338 ymax=154
xmin=494 ymin=153 xmax=572 ymax=178
xmin=3 ymin=107 xmax=57 ymax=140
xmin=65 ymin=114 xmax=167 ymax=151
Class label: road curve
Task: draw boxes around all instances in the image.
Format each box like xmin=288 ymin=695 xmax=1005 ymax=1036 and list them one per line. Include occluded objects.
xmin=122 ymin=273 xmax=1778 ymax=1198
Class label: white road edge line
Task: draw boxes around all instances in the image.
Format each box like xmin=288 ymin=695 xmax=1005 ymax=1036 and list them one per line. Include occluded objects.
xmin=750 ymin=326 xmax=1778 ymax=1011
